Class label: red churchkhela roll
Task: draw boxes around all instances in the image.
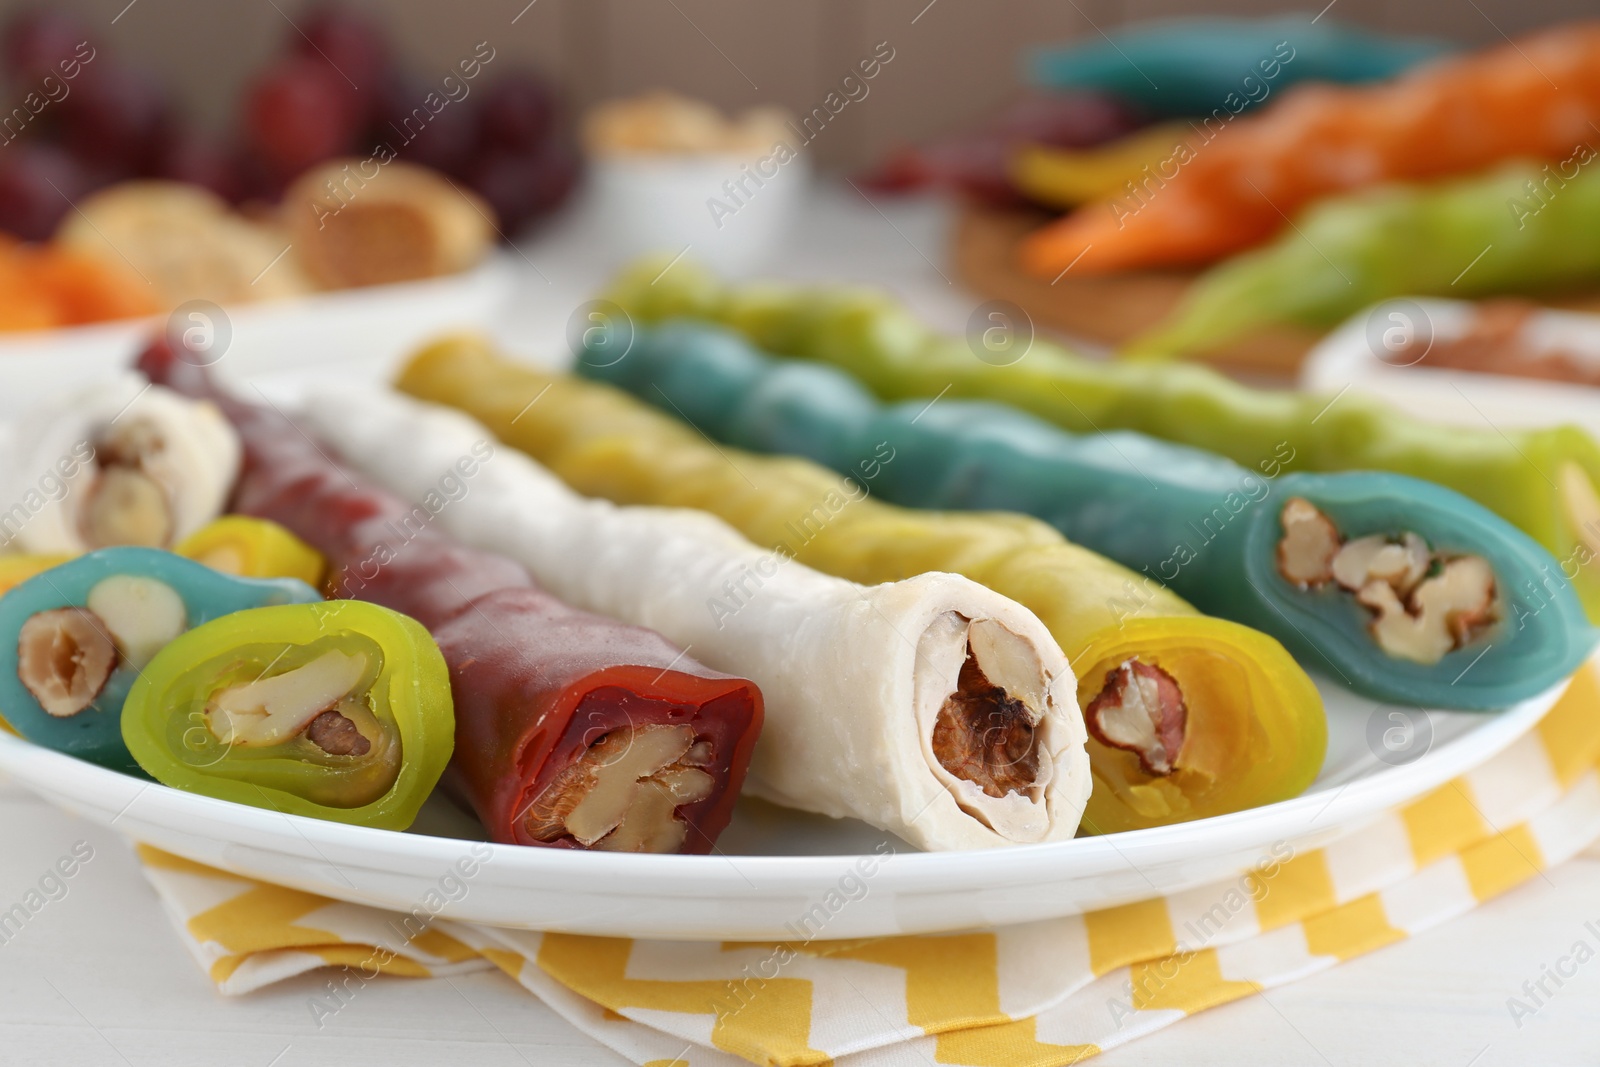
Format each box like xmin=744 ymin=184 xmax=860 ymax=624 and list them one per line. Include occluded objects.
xmin=137 ymin=338 xmax=763 ymax=855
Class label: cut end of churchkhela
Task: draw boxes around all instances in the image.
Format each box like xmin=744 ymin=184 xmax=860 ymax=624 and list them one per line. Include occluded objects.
xmin=522 ymin=724 xmax=718 ymax=853
xmin=5 ymin=375 xmax=241 ymax=557
xmin=916 ymin=613 xmax=1067 ymax=843
xmin=1277 ymin=497 xmax=1498 ymax=665
xmin=16 ymin=573 xmax=192 ymax=718
xmin=505 ymin=665 xmax=760 ymax=856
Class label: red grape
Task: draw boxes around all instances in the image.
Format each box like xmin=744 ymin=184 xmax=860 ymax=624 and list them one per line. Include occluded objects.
xmin=0 ymin=145 xmax=88 ymax=240
xmin=59 ymin=63 xmax=170 ymax=175
xmin=372 ymin=75 xmax=477 ymax=177
xmin=294 ymin=6 xmax=391 ymax=97
xmin=467 ymin=139 xmax=577 ymax=234
xmin=244 ymin=56 xmax=360 ymax=176
xmin=476 ymin=73 xmax=554 ymax=154
xmin=3 ymin=9 xmax=93 ymax=85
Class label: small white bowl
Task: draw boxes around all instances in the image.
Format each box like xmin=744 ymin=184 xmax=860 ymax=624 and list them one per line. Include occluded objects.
xmin=588 ymin=149 xmax=810 ymax=274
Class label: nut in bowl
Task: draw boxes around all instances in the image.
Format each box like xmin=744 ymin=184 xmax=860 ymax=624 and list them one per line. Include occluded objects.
xmin=583 ymin=91 xmax=809 ymax=272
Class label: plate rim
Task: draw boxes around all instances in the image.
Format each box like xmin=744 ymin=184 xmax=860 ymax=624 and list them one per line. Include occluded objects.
xmin=0 ymin=671 xmax=1565 ymax=896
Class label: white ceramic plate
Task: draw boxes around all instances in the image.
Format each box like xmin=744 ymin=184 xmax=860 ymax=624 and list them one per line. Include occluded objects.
xmin=0 ymin=671 xmax=1565 ymax=941
xmin=0 ymin=330 xmax=1575 ymax=939
xmin=1302 ymin=298 xmax=1600 ymax=436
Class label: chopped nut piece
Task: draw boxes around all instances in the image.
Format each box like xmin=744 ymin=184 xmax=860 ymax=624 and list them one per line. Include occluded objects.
xmin=523 ymin=724 xmax=713 ymax=852
xmin=17 ymin=607 xmax=117 ymax=717
xmin=1278 ymin=497 xmax=1499 ymax=663
xmin=85 ymin=575 xmax=187 ymax=670
xmin=1084 ymin=659 xmax=1188 ymax=777
xmin=1277 ymin=497 xmax=1342 ymax=587
xmin=305 ymin=701 xmax=373 ymax=756
xmin=591 ymin=780 xmax=690 ymax=853
xmin=206 ymin=649 xmax=369 ymax=747
xmin=654 ymin=766 xmax=715 ymax=801
xmin=1331 ymin=532 xmax=1430 ymax=596
xmin=97 ymin=419 xmax=166 ymax=467
xmin=82 ymin=466 xmax=174 ymax=548
xmin=1359 ymin=557 xmax=1498 ymax=665
xmin=929 ymin=650 xmax=1040 ymax=799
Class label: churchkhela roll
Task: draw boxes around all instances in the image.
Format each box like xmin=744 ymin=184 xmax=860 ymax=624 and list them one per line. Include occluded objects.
xmin=0 ymin=547 xmax=321 ymax=773
xmin=301 ymin=386 xmax=1090 ymax=850
xmin=0 ymin=373 xmax=239 ymax=555
xmin=607 ymin=259 xmax=1600 ymax=624
xmin=587 ymin=321 xmax=1594 ymax=709
xmin=176 ymin=515 xmax=327 ymax=586
xmin=398 ymin=334 xmax=1328 ymax=836
xmin=122 ymin=600 xmax=455 ymax=830
xmin=137 ymin=338 xmax=763 ymax=854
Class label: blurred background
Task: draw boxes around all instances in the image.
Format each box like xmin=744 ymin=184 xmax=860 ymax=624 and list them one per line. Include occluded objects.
xmin=2 ymin=0 xmax=1598 ymax=413
xmin=6 ymin=0 xmax=1587 ymax=171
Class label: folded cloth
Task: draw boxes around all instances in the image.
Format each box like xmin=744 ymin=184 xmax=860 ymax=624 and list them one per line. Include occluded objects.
xmin=138 ymin=663 xmax=1600 ymax=1066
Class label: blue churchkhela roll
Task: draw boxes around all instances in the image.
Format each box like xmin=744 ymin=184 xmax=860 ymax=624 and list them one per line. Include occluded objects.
xmin=581 ymin=319 xmax=1595 ymax=710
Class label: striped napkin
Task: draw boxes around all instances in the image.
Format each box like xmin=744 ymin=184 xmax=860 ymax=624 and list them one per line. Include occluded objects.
xmin=137 ymin=663 xmax=1600 ymax=1067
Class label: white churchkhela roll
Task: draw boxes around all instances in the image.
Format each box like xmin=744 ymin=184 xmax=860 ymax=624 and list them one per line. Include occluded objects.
xmin=303 ymin=388 xmax=1090 ymax=851
xmin=0 ymin=373 xmax=240 ymax=555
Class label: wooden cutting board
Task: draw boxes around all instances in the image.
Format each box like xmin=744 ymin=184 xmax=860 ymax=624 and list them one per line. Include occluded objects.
xmin=949 ymin=201 xmax=1317 ymax=381
xmin=952 ymin=201 xmax=1600 ymax=383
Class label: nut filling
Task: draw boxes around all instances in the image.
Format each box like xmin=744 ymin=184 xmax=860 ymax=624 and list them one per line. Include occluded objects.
xmin=523 ymin=724 xmax=716 ymax=853
xmin=80 ymin=418 xmax=176 ymax=549
xmin=930 ymin=650 xmax=1040 ymax=799
xmin=1277 ymin=497 xmax=1498 ymax=665
xmin=205 ymin=649 xmax=380 ymax=754
xmin=17 ymin=607 xmax=118 ymax=718
xmin=1084 ymin=659 xmax=1188 ymax=777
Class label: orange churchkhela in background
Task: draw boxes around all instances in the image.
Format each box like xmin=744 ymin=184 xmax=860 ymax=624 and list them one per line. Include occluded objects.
xmin=1020 ymin=22 xmax=1600 ymax=277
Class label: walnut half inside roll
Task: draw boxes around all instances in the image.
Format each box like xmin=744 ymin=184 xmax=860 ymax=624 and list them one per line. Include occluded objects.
xmin=914 ymin=612 xmax=1070 ymax=844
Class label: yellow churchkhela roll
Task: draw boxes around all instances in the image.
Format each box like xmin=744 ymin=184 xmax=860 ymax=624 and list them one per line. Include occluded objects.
xmin=397 ymin=334 xmax=1328 ymax=834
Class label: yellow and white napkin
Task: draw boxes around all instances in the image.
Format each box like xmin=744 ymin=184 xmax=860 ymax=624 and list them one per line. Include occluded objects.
xmin=137 ymin=665 xmax=1600 ymax=1067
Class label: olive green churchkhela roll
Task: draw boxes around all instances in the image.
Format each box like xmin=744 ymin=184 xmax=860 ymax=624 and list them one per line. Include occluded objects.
xmin=1122 ymin=159 xmax=1600 ymax=360
xmin=606 ymin=259 xmax=1600 ymax=624
xmin=582 ymin=320 xmax=1593 ymax=710
xmin=399 ymin=334 xmax=1328 ymax=834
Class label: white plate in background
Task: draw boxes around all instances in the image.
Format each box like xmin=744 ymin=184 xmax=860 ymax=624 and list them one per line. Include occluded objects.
xmin=0 ymin=256 xmax=518 ymax=416
xmin=1302 ymin=298 xmax=1600 ymax=436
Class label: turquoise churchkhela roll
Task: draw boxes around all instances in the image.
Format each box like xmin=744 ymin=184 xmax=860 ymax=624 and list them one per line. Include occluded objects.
xmin=1026 ymin=17 xmax=1454 ymax=119
xmin=0 ymin=547 xmax=322 ymax=773
xmin=582 ymin=321 xmax=1595 ymax=711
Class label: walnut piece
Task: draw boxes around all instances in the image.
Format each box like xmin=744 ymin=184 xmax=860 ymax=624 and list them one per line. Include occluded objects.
xmin=206 ymin=649 xmax=369 ymax=747
xmin=305 ymin=702 xmax=373 ymax=756
xmin=1277 ymin=498 xmax=1498 ymax=664
xmin=929 ymin=650 xmax=1040 ymax=799
xmin=1330 ymin=532 xmax=1429 ymax=597
xmin=1083 ymin=659 xmax=1188 ymax=777
xmin=1277 ymin=497 xmax=1342 ymax=587
xmin=523 ymin=724 xmax=716 ymax=853
xmin=17 ymin=607 xmax=117 ymax=718
xmin=1356 ymin=557 xmax=1498 ymax=665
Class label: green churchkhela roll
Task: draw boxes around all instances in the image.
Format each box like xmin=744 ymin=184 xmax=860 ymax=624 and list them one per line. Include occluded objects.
xmin=582 ymin=320 xmax=1595 ymax=710
xmin=605 ymin=258 xmax=1600 ymax=627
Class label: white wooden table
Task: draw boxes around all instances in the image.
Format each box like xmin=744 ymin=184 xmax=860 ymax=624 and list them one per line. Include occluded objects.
xmin=3 ymin=186 xmax=1597 ymax=1066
